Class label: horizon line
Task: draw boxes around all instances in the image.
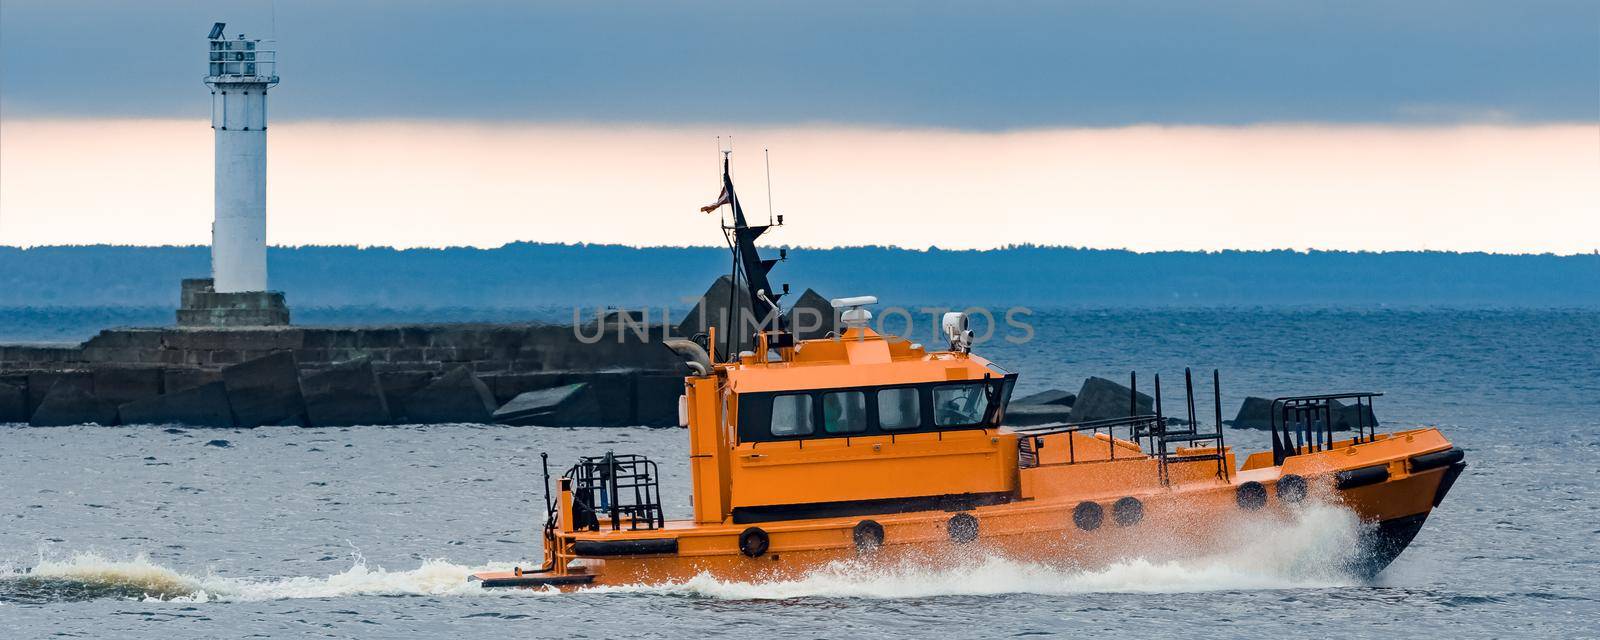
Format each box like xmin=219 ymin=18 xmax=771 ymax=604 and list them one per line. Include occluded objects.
xmin=3 ymin=241 xmax=1597 ymax=258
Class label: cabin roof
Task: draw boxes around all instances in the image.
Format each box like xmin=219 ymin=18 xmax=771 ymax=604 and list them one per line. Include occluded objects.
xmin=723 ymin=327 xmax=1002 ymax=394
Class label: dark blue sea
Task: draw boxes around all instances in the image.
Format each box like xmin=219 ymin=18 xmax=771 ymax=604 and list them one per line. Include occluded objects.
xmin=2 ymin=308 xmax=1597 ymax=638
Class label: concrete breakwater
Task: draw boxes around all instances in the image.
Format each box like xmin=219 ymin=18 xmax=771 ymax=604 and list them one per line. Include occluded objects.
xmin=0 ymin=322 xmax=688 ymax=428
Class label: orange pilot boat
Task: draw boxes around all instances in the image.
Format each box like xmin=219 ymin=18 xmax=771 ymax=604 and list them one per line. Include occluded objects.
xmin=469 ymin=155 xmax=1467 ymax=590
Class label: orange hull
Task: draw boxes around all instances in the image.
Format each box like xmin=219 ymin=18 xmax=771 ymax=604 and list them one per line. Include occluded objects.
xmin=471 ymin=428 xmax=1464 ymax=589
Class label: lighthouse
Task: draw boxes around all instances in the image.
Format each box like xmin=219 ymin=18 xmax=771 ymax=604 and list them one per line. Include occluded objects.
xmin=178 ymin=22 xmax=290 ymax=327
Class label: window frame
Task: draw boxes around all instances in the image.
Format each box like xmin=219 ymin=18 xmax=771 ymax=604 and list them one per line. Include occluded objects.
xmin=767 ymin=392 xmax=815 ymax=437
xmin=820 ymin=389 xmax=870 ymax=434
xmin=734 ymin=373 xmax=1016 ymax=444
xmin=875 ymin=386 xmax=924 ymax=431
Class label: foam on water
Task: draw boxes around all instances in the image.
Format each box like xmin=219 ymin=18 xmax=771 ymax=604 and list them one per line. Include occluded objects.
xmin=1 ymin=504 xmax=1367 ymax=604
xmin=596 ymin=503 xmax=1367 ymax=600
xmin=1 ymin=551 xmax=537 ymax=603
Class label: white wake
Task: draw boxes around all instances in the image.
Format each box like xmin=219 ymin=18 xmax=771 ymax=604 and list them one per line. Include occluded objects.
xmin=2 ymin=504 xmax=1368 ymax=603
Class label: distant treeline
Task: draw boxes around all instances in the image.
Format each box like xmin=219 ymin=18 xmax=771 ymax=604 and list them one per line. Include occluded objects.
xmin=2 ymin=243 xmax=1596 ymax=309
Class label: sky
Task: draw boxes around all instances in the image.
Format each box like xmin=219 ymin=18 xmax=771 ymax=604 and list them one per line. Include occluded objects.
xmin=1 ymin=1 xmax=1596 ymax=252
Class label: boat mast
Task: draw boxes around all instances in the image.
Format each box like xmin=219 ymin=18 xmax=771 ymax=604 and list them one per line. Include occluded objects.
xmin=713 ymin=149 xmax=789 ymax=359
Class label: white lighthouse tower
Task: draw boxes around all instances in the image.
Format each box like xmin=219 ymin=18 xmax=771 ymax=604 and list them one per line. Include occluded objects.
xmin=206 ymin=22 xmax=275 ymax=292
xmin=179 ymin=22 xmax=289 ymax=326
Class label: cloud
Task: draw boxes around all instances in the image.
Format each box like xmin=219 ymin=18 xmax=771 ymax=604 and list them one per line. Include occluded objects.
xmin=0 ymin=1 xmax=1596 ymax=127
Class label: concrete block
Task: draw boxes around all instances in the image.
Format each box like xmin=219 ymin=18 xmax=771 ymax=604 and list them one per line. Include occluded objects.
xmin=1227 ymin=397 xmax=1377 ymax=431
xmin=0 ymin=381 xmax=26 ymax=423
xmin=1068 ymin=376 xmax=1155 ymax=423
xmin=399 ymin=367 xmax=497 ymax=424
xmin=399 ymin=327 xmax=433 ymax=348
xmin=676 ymin=275 xmax=756 ymax=353
xmin=427 ymin=327 xmax=486 ymax=350
xmin=1330 ymin=399 xmax=1380 ymax=431
xmin=1228 ymin=396 xmax=1276 ymax=430
xmin=358 ymin=328 xmax=404 ymax=349
xmin=26 ymin=371 xmax=92 ymax=416
xmin=83 ymin=329 xmax=164 ymax=350
xmin=785 ymin=288 xmax=839 ymax=341
xmin=636 ymin=372 xmax=686 ymax=427
xmin=577 ymin=370 xmax=636 ymax=426
xmin=30 ymin=384 xmax=118 ymax=426
xmin=300 ymin=358 xmax=391 ymax=427
xmin=222 ymin=351 xmax=306 ymax=427
xmin=164 ymin=368 xmax=223 ymax=394
xmin=492 ymin=383 xmax=600 ymax=427
xmin=301 ymin=329 xmax=361 ymax=350
xmin=480 ymin=372 xmax=575 ymax=405
xmin=119 ymin=381 xmax=235 ymax=427
xmin=389 ymin=348 xmax=425 ymax=363
xmin=180 ymin=278 xmax=214 ymax=309
xmin=161 ymin=329 xmax=231 ymax=351
xmin=1004 ymin=404 xmax=1074 ymax=426
xmin=378 ymin=370 xmax=436 ymax=412
xmin=91 ymin=367 xmax=164 ymax=406
xmin=1013 ymin=389 xmax=1075 ymax=406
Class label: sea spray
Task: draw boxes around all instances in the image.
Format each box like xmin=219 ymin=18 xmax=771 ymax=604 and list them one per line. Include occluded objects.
xmin=591 ymin=504 xmax=1366 ymax=600
xmin=2 ymin=551 xmax=543 ymax=603
xmin=3 ymin=551 xmax=201 ymax=603
xmin=1 ymin=503 xmax=1367 ymax=603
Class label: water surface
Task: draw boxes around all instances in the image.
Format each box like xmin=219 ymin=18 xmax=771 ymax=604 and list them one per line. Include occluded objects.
xmin=2 ymin=309 xmax=1596 ymax=638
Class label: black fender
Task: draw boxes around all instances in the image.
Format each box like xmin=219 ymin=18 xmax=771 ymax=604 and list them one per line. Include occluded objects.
xmin=1073 ymin=501 xmax=1104 ymax=531
xmin=1409 ymin=447 xmax=1465 ymax=472
xmin=1276 ymin=474 xmax=1308 ymax=503
xmin=571 ymin=538 xmax=678 ymax=557
xmin=853 ymin=520 xmax=885 ymax=553
xmin=1336 ymin=464 xmax=1390 ymax=490
xmin=1112 ymin=497 xmax=1144 ymax=526
xmin=738 ymin=527 xmax=770 ymax=558
xmin=1236 ymin=481 xmax=1267 ymax=510
xmin=947 ymin=512 xmax=979 ymax=543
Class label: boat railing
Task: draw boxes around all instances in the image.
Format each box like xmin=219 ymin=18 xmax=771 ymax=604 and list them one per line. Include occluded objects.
xmin=1013 ymin=368 xmax=1230 ymax=485
xmin=562 ymin=452 xmax=666 ymax=531
xmin=1269 ymin=392 xmax=1383 ymax=466
xmin=1013 ymin=414 xmax=1166 ymax=467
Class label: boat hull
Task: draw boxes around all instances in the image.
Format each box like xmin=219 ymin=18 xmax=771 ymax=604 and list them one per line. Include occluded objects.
xmin=474 ymin=430 xmax=1464 ymax=589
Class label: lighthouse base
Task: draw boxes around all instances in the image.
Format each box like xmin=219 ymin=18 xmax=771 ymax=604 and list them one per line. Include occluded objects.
xmin=177 ymin=278 xmax=291 ymax=328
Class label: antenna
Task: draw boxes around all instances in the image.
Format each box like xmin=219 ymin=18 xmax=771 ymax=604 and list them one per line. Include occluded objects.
xmin=764 ymin=148 xmax=774 ymax=226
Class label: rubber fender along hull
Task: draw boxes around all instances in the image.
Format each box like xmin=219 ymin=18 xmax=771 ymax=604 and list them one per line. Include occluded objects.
xmin=1336 ymin=464 xmax=1390 ymax=490
xmin=1409 ymin=447 xmax=1465 ymax=472
xmin=571 ymin=538 xmax=679 ymax=557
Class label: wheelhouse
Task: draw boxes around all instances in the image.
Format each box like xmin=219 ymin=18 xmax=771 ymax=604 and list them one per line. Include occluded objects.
xmin=671 ymin=324 xmax=1023 ymax=525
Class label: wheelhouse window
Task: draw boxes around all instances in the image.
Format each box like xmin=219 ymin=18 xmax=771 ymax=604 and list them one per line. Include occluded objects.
xmin=877 ymin=387 xmax=921 ymax=430
xmin=770 ymin=394 xmax=814 ymax=436
xmin=934 ymin=383 xmax=990 ymax=426
xmin=822 ymin=390 xmax=868 ymax=434
xmin=736 ymin=373 xmax=1016 ymax=443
